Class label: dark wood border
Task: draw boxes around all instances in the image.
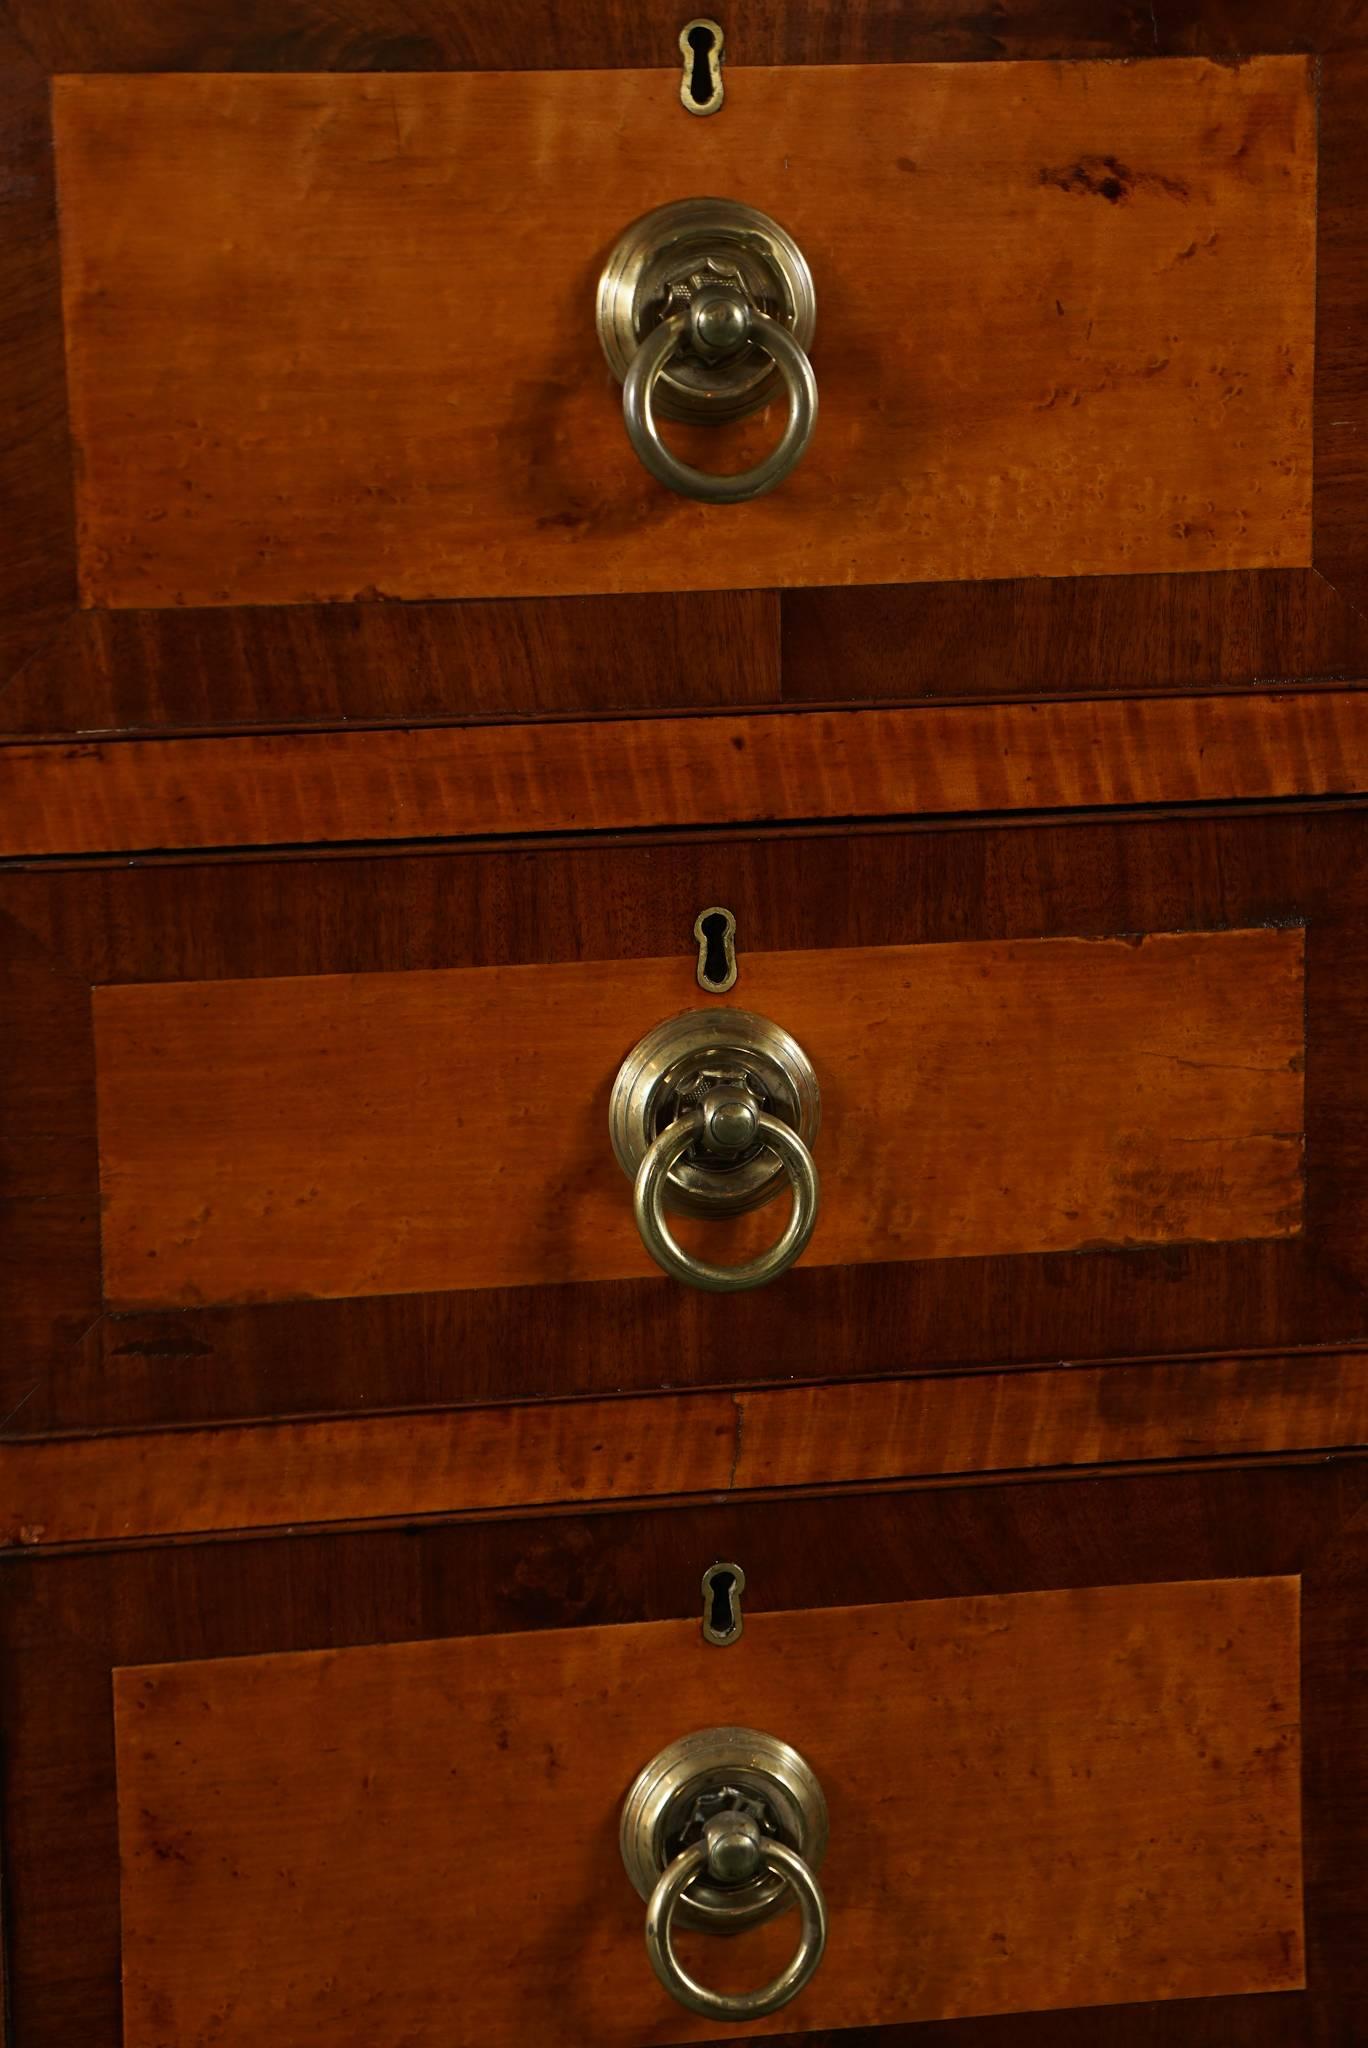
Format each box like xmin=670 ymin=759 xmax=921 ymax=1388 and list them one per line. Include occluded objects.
xmin=4 ymin=803 xmax=1367 ymax=1437
xmin=2 ymin=17 xmax=1367 ymax=739
xmin=1 ymin=1459 xmax=1364 ymax=2046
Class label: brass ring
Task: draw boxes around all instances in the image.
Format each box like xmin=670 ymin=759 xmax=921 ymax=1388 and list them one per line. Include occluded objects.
xmin=633 ymin=1109 xmax=820 ymax=1292
xmin=644 ymin=1836 xmax=827 ymax=2020
xmin=622 ymin=308 xmax=818 ymax=504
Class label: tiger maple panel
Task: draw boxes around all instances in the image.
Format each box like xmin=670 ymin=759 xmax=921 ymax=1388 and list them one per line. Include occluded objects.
xmin=114 ymin=1578 xmax=1304 ymax=2045
xmin=92 ymin=927 xmax=1305 ymax=1310
xmin=53 ymin=58 xmax=1314 ymax=607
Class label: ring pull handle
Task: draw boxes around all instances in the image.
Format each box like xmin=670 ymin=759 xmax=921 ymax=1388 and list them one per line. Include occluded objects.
xmin=646 ymin=1812 xmax=828 ymax=2021
xmin=609 ymin=1010 xmax=823 ymax=1294
xmin=621 ymin=1726 xmax=831 ymax=2024
xmin=623 ymin=294 xmax=818 ymax=504
xmin=635 ymin=1102 xmax=820 ymax=1292
xmin=597 ymin=198 xmax=818 ymax=504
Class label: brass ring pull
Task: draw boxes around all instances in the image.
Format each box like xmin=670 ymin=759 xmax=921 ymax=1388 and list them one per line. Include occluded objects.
xmin=634 ymin=1106 xmax=820 ymax=1292
xmin=645 ymin=1817 xmax=828 ymax=2021
xmin=597 ymin=198 xmax=818 ymax=505
xmin=622 ymin=297 xmax=818 ymax=504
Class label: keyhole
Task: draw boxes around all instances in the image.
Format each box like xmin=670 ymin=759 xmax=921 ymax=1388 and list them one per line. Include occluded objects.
xmin=678 ymin=18 xmax=724 ymax=117
xmin=694 ymin=905 xmax=738 ymax=993
xmin=688 ymin=24 xmax=715 ymax=105
xmin=702 ymin=1561 xmax=745 ymax=1645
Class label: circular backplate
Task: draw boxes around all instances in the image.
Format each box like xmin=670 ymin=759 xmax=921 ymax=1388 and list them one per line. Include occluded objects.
xmin=609 ymin=1009 xmax=821 ymax=1218
xmin=597 ymin=198 xmax=817 ymax=425
xmin=620 ymin=1725 xmax=829 ymax=1933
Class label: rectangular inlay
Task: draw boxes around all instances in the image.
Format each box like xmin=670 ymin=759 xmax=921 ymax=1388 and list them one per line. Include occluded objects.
xmin=53 ymin=58 xmax=1314 ymax=606
xmin=114 ymin=1578 xmax=1305 ymax=2043
xmin=92 ymin=928 xmax=1305 ymax=1309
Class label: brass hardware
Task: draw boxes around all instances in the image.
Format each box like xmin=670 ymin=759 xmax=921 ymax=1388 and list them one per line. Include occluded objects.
xmin=679 ymin=19 xmax=725 ymax=117
xmin=702 ymin=1561 xmax=745 ymax=1645
xmin=597 ymin=198 xmax=817 ymax=503
xmin=620 ymin=1726 xmax=829 ymax=2020
xmin=694 ymin=905 xmax=738 ymax=993
xmin=609 ymin=1009 xmax=821 ymax=1291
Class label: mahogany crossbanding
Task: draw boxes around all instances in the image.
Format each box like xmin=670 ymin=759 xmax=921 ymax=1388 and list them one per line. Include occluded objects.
xmin=91 ymin=927 xmax=1305 ymax=1309
xmin=113 ymin=1579 xmax=1304 ymax=2043
xmin=6 ymin=689 xmax=1368 ymax=855
xmin=52 ymin=58 xmax=1314 ymax=607
xmin=6 ymin=1350 xmax=1368 ymax=1548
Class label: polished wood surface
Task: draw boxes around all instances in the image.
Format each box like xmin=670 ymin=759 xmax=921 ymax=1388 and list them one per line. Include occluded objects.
xmin=5 ymin=808 xmax=1364 ymax=1434
xmin=0 ymin=23 xmax=75 ymax=687
xmin=93 ymin=927 xmax=1303 ymax=1308
xmin=7 ymin=1349 xmax=1368 ymax=1548
xmin=6 ymin=1464 xmax=1366 ymax=2047
xmin=11 ymin=0 xmax=1368 ymax=71
xmin=54 ymin=59 xmax=1313 ymax=608
xmin=781 ymin=571 xmax=1368 ymax=704
xmin=1314 ymin=53 xmax=1368 ymax=617
xmin=9 ymin=688 xmax=1368 ymax=854
xmin=114 ymin=1577 xmax=1302 ymax=2043
xmin=0 ymin=591 xmax=781 ymax=737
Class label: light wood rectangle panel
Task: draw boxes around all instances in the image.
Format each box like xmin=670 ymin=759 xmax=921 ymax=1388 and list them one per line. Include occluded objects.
xmin=7 ymin=688 xmax=1368 ymax=856
xmin=114 ymin=1578 xmax=1304 ymax=2043
xmin=53 ymin=57 xmax=1314 ymax=607
xmin=92 ymin=928 xmax=1305 ymax=1309
xmin=7 ymin=1350 xmax=1368 ymax=1548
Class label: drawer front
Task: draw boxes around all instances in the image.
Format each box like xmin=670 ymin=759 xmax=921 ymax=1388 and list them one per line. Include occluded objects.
xmin=55 ymin=60 xmax=1312 ymax=610
xmin=3 ymin=1461 xmax=1362 ymax=2046
xmin=3 ymin=805 xmax=1363 ymax=1436
xmin=7 ymin=23 xmax=1368 ymax=741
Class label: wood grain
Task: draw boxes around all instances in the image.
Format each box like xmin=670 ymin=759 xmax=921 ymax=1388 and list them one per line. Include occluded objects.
xmin=5 ymin=806 xmax=1361 ymax=1435
xmin=113 ymin=1578 xmax=1303 ymax=2044
xmin=6 ymin=574 xmax=1367 ymax=739
xmin=5 ymin=1461 xmax=1364 ymax=2048
xmin=11 ymin=689 xmax=1368 ymax=855
xmin=92 ymin=927 xmax=1305 ymax=1310
xmin=8 ymin=0 xmax=1368 ymax=72
xmin=53 ymin=60 xmax=1315 ymax=607
xmin=7 ymin=1349 xmax=1368 ymax=1546
xmin=0 ymin=24 xmax=76 ymax=689
xmin=0 ymin=591 xmax=781 ymax=737
xmin=1313 ymin=53 xmax=1368 ymax=616
xmin=781 ymin=571 xmax=1368 ymax=703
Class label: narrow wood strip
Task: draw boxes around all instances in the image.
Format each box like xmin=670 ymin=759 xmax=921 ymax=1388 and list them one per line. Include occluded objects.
xmin=0 ymin=591 xmax=781 ymax=737
xmin=7 ymin=1350 xmax=1368 ymax=1548
xmin=10 ymin=0 xmax=1366 ymax=72
xmin=6 ymin=689 xmax=1368 ymax=855
xmin=1313 ymin=52 xmax=1368 ymax=615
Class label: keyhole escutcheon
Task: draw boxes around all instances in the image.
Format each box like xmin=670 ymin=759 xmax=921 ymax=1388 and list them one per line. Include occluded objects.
xmin=679 ymin=18 xmax=725 ymax=117
xmin=702 ymin=1561 xmax=745 ymax=1645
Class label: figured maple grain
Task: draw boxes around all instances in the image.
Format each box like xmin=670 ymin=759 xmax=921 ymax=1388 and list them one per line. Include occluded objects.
xmin=52 ymin=59 xmax=1314 ymax=607
xmin=7 ymin=1350 xmax=1368 ymax=1546
xmin=91 ymin=927 xmax=1305 ymax=1310
xmin=113 ymin=1578 xmax=1303 ymax=2044
xmin=9 ymin=688 xmax=1368 ymax=854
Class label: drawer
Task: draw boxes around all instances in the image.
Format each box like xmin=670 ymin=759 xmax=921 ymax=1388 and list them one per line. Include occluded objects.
xmin=3 ymin=804 xmax=1366 ymax=1438
xmin=6 ymin=27 xmax=1368 ymax=739
xmin=3 ymin=1460 xmax=1363 ymax=2044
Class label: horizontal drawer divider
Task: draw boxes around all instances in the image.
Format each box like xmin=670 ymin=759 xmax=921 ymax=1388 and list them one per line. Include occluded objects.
xmin=6 ymin=1346 xmax=1368 ymax=1550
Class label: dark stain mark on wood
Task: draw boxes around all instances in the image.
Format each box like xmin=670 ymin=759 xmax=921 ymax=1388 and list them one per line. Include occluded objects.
xmin=1040 ymin=154 xmax=1190 ymax=203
